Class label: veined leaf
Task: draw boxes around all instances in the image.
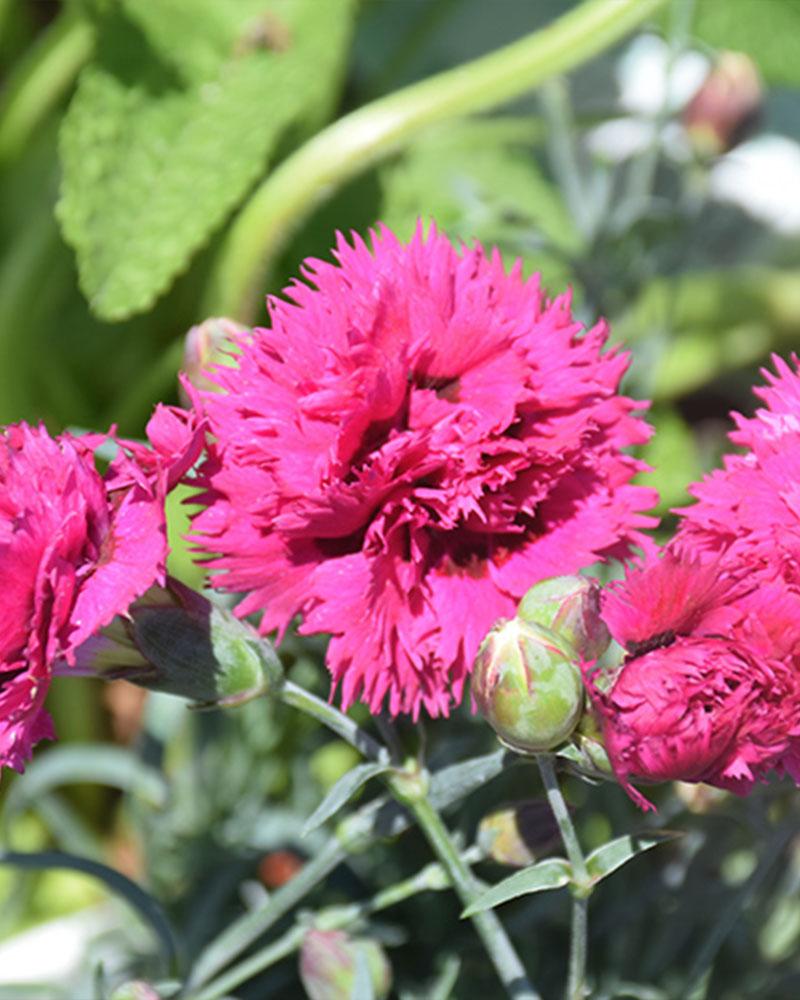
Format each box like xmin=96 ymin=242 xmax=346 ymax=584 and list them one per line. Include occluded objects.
xmin=461 ymin=857 xmax=572 ymax=917
xmin=585 ymin=831 xmax=678 ymax=885
xmin=58 ymin=0 xmax=355 ymax=320
xmin=302 ymin=761 xmax=391 ymax=836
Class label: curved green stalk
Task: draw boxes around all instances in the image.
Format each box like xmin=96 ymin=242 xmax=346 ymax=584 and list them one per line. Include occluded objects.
xmin=0 ymin=8 xmax=93 ymax=165
xmin=280 ymin=679 xmax=390 ymax=764
xmin=203 ymin=0 xmax=668 ymax=323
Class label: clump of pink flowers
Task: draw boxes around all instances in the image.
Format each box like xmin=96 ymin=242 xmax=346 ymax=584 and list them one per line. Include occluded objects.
xmin=587 ymin=552 xmax=800 ymax=810
xmin=587 ymin=356 xmax=800 ymax=809
xmin=0 ymin=409 xmax=201 ymax=772
xmin=188 ymin=225 xmax=656 ymax=718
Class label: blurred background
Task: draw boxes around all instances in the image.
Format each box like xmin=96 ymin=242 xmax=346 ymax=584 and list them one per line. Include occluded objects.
xmin=2 ymin=1 xmax=800 ymax=997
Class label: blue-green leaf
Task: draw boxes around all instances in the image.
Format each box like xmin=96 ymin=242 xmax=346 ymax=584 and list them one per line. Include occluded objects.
xmin=302 ymin=762 xmax=391 ymax=836
xmin=585 ymin=831 xmax=678 ymax=884
xmin=461 ymin=857 xmax=572 ymax=917
xmin=3 ymin=744 xmax=168 ymax=840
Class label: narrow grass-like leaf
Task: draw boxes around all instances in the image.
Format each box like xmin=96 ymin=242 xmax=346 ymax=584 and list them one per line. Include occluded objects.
xmin=302 ymin=762 xmax=391 ymax=836
xmin=461 ymin=857 xmax=572 ymax=917
xmin=428 ymin=750 xmax=512 ymax=812
xmin=0 ymin=849 xmax=178 ymax=971
xmin=3 ymin=744 xmax=168 ymax=839
xmin=585 ymin=831 xmax=678 ymax=885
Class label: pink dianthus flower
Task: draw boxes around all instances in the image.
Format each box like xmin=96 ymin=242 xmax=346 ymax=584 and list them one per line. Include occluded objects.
xmin=589 ymin=551 xmax=800 ymax=810
xmin=190 ymin=225 xmax=656 ymax=718
xmin=0 ymin=408 xmax=202 ymax=772
xmin=676 ymin=354 xmax=800 ymax=586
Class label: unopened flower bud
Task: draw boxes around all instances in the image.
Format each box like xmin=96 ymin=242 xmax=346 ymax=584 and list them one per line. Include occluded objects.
xmin=558 ymin=711 xmax=614 ymax=781
xmin=299 ymin=929 xmax=391 ymax=1000
xmin=69 ymin=578 xmax=283 ymax=706
xmin=683 ymin=52 xmax=762 ymax=156
xmin=108 ymin=983 xmax=160 ymax=1000
xmin=180 ymin=317 xmax=248 ymax=402
xmin=478 ymin=800 xmax=559 ymax=867
xmin=472 ymin=618 xmax=584 ymax=754
xmin=517 ymin=575 xmax=610 ymax=662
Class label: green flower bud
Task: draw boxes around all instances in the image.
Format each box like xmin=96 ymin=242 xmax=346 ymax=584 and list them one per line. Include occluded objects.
xmin=299 ymin=929 xmax=392 ymax=1000
xmin=71 ymin=578 xmax=283 ymax=707
xmin=557 ymin=711 xmax=614 ymax=781
xmin=477 ymin=800 xmax=559 ymax=867
xmin=517 ymin=575 xmax=610 ymax=661
xmin=472 ymin=618 xmax=584 ymax=754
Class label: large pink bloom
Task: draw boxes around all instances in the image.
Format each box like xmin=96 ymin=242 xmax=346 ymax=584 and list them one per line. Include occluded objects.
xmin=676 ymin=354 xmax=800 ymax=586
xmin=589 ymin=551 xmax=800 ymax=810
xmin=0 ymin=408 xmax=202 ymax=772
xmin=190 ymin=225 xmax=656 ymax=718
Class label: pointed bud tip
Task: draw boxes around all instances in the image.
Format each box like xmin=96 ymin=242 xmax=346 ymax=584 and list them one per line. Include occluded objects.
xmin=517 ymin=575 xmax=610 ymax=662
xmin=299 ymin=929 xmax=392 ymax=1000
xmin=472 ymin=617 xmax=585 ymax=754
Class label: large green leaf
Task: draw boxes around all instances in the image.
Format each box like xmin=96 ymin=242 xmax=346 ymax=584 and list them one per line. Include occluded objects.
xmin=692 ymin=0 xmax=800 ymax=86
xmin=58 ymin=0 xmax=355 ymax=321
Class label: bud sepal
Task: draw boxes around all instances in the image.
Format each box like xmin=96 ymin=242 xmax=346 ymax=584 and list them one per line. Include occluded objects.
xmin=67 ymin=578 xmax=284 ymax=707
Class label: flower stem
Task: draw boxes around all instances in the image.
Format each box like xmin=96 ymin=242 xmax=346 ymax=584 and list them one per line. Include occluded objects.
xmin=537 ymin=754 xmax=589 ymax=1000
xmin=187 ymin=748 xmax=510 ymax=992
xmin=203 ymin=0 xmax=668 ymax=323
xmin=399 ymin=787 xmax=540 ymax=1000
xmin=186 ymin=835 xmax=345 ymax=991
xmin=280 ymin=678 xmax=390 ymax=764
xmin=191 ymin=847 xmax=484 ymax=1000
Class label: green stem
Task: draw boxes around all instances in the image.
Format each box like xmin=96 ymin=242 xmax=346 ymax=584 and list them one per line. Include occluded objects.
xmin=203 ymin=0 xmax=668 ymax=323
xmin=568 ymin=897 xmax=589 ymax=1000
xmin=192 ymin=847 xmax=484 ymax=1000
xmin=280 ymin=679 xmax=390 ymax=765
xmin=186 ymin=750 xmax=509 ymax=993
xmin=404 ymin=791 xmax=540 ymax=1000
xmin=537 ymin=755 xmax=589 ymax=1000
xmin=186 ymin=835 xmax=345 ymax=991
xmin=0 ymin=8 xmax=93 ymax=165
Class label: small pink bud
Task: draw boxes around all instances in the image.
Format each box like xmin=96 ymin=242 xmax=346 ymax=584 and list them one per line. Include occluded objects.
xmin=299 ymin=929 xmax=391 ymax=1000
xmin=180 ymin=317 xmax=248 ymax=402
xmin=683 ymin=51 xmax=762 ymax=156
xmin=108 ymin=983 xmax=160 ymax=1000
xmin=472 ymin=618 xmax=584 ymax=754
xmin=517 ymin=575 xmax=610 ymax=661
